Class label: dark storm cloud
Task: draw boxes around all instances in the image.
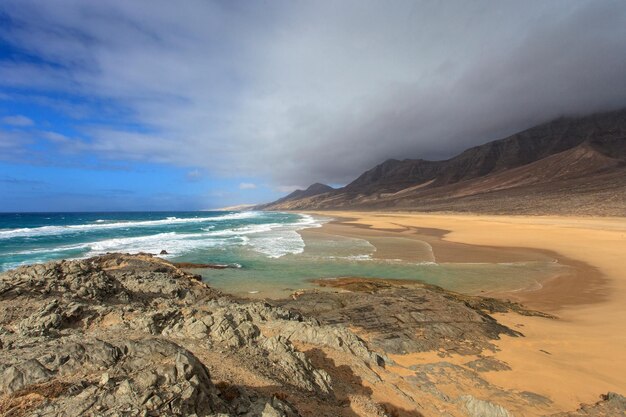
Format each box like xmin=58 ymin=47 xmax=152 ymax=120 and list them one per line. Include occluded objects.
xmin=1 ymin=0 xmax=625 ymax=187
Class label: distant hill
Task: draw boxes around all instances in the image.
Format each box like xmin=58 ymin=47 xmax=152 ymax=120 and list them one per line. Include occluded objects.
xmin=211 ymin=204 xmax=256 ymax=212
xmin=260 ymin=109 xmax=626 ymax=216
xmin=256 ymin=183 xmax=333 ymax=209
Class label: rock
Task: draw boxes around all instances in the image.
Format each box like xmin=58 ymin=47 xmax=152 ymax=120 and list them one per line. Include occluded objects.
xmin=261 ymin=336 xmax=333 ymax=395
xmin=18 ymin=300 xmax=62 ymax=336
xmin=132 ymin=308 xmax=184 ymax=335
xmin=550 ymin=392 xmax=626 ymax=416
xmin=208 ymin=310 xmax=260 ymax=347
xmin=464 ymin=356 xmax=512 ymax=372
xmin=0 ymin=258 xmax=126 ymax=301
xmin=461 ymin=395 xmax=513 ymax=417
xmin=1 ymin=338 xmax=228 ymax=416
xmin=0 ymin=359 xmax=53 ymax=394
xmin=268 ymin=320 xmax=385 ymax=365
xmin=276 ymin=278 xmax=526 ymax=355
xmin=0 ymin=255 xmax=327 ymax=416
xmin=160 ymin=250 xmax=168 ymax=255
xmin=99 ymin=372 xmax=110 ymax=386
xmin=1 ymin=254 xmax=623 ymax=417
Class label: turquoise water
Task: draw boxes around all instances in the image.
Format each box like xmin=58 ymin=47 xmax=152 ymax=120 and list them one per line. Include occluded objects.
xmin=0 ymin=211 xmax=568 ymax=298
xmin=0 ymin=211 xmax=311 ymax=271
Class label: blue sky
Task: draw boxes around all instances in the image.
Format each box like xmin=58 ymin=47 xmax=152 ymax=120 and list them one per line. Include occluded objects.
xmin=0 ymin=1 xmax=625 ymax=211
xmin=0 ymin=88 xmax=275 ymax=211
xmin=0 ymin=1 xmax=288 ymax=211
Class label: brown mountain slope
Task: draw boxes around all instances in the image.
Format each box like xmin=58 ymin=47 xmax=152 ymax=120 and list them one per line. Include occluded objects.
xmin=343 ymin=109 xmax=626 ymax=194
xmin=263 ymin=147 xmax=626 ymax=215
xmin=260 ymin=109 xmax=626 ymax=216
xmin=256 ymin=183 xmax=333 ymax=210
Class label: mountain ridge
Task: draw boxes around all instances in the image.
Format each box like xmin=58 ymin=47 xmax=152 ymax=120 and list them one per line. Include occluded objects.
xmin=257 ymin=182 xmax=333 ymax=209
xmin=259 ymin=109 xmax=626 ymax=216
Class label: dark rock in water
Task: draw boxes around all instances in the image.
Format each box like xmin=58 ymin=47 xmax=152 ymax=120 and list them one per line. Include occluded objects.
xmin=159 ymin=249 xmax=168 ymax=255
xmin=173 ymin=261 xmax=233 ymax=269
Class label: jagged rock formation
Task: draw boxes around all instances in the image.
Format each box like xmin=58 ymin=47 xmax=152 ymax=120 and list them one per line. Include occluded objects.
xmin=260 ymin=109 xmax=626 ymax=215
xmin=276 ymin=278 xmax=552 ymax=356
xmin=0 ymin=255 xmax=372 ymax=416
xmin=0 ymin=255 xmax=623 ymax=416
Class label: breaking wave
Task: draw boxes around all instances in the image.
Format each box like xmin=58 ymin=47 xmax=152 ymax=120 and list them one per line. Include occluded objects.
xmin=0 ymin=211 xmax=260 ymax=239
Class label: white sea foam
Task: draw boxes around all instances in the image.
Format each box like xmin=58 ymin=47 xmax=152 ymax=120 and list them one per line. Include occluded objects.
xmin=80 ymin=213 xmax=322 ymax=259
xmin=0 ymin=211 xmax=261 ymax=239
xmin=7 ymin=231 xmax=243 ymax=259
xmin=411 ymin=261 xmax=439 ymax=266
xmin=326 ymin=254 xmax=373 ymax=261
xmin=84 ymin=232 xmax=241 ymax=257
xmin=0 ymin=212 xmax=324 ymax=267
xmin=242 ymin=213 xmax=325 ymax=258
xmin=247 ymin=230 xmax=306 ymax=258
xmin=4 ymin=233 xmax=214 ymax=258
xmin=8 ymin=243 xmax=90 ymax=256
xmin=202 ymin=223 xmax=280 ymax=237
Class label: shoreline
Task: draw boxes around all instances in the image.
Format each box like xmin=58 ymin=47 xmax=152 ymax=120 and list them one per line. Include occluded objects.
xmin=300 ymin=213 xmax=608 ymax=312
xmin=297 ymin=210 xmax=626 ymax=412
xmin=2 ymin=242 xmax=624 ymax=415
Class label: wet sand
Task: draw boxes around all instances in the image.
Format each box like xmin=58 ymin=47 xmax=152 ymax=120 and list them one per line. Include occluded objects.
xmin=300 ymin=211 xmax=626 ymax=413
xmin=301 ymin=214 xmax=607 ymax=311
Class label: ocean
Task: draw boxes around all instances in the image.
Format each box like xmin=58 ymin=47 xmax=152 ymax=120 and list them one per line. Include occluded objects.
xmin=0 ymin=211 xmax=569 ymax=297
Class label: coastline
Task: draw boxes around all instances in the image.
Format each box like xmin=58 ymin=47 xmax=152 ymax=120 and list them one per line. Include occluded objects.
xmin=298 ymin=210 xmax=626 ymax=412
xmin=1 ymin=223 xmax=624 ymax=415
xmin=300 ymin=213 xmax=607 ymax=312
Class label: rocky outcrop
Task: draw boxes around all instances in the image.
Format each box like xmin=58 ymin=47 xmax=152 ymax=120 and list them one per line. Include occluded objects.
xmin=461 ymin=395 xmax=513 ymax=417
xmin=276 ymin=278 xmax=548 ymax=355
xmin=0 ymin=254 xmax=385 ymax=416
xmin=1 ymin=255 xmax=623 ymax=416
xmin=1 ymin=338 xmax=227 ymax=416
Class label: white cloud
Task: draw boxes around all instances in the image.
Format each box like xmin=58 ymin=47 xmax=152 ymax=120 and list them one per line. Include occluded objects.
xmin=2 ymin=115 xmax=34 ymax=127
xmin=274 ymin=185 xmax=303 ymax=193
xmin=42 ymin=131 xmax=71 ymax=143
xmin=0 ymin=0 xmax=625 ymax=187
xmin=239 ymin=182 xmax=257 ymax=190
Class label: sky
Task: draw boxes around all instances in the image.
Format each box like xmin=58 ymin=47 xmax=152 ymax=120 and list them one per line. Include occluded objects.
xmin=1 ymin=0 xmax=625 ymax=212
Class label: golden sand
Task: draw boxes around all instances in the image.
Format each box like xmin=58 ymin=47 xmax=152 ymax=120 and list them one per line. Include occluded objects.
xmin=303 ymin=211 xmax=626 ymax=412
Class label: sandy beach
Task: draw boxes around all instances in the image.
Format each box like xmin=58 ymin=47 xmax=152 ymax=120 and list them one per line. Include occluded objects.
xmin=301 ymin=211 xmax=626 ymax=413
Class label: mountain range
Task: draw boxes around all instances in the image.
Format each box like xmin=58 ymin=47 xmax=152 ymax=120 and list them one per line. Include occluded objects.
xmin=258 ymin=109 xmax=626 ymax=215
